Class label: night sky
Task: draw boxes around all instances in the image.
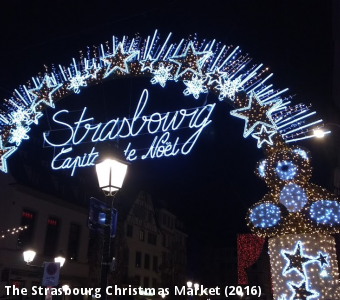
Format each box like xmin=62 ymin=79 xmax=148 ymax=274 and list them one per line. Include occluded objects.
xmin=0 ymin=0 xmax=336 ymax=244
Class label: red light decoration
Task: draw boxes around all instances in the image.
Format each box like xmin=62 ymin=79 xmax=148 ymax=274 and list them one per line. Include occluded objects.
xmin=22 ymin=211 xmax=33 ymax=219
xmin=47 ymin=218 xmax=57 ymax=226
xmin=237 ymin=234 xmax=265 ymax=284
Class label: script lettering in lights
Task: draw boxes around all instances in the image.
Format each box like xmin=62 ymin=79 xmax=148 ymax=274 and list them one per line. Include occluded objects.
xmin=43 ymin=89 xmax=215 ymax=176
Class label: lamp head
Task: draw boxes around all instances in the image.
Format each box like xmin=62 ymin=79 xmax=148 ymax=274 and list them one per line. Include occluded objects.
xmin=95 ymin=157 xmax=128 ymax=196
xmin=23 ymin=250 xmax=36 ymax=264
xmin=55 ymin=255 xmax=66 ymax=267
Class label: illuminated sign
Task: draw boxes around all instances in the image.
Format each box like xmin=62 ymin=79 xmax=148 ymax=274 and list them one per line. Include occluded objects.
xmin=43 ymin=89 xmax=215 ymax=175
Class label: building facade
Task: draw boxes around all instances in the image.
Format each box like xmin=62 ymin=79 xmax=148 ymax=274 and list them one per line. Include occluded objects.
xmin=0 ymin=168 xmax=187 ymax=300
xmin=122 ymin=191 xmax=188 ymax=292
xmin=0 ymin=172 xmax=90 ymax=300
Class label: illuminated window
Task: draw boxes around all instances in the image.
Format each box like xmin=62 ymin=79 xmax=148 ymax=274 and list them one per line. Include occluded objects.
xmin=67 ymin=224 xmax=80 ymax=261
xmin=17 ymin=209 xmax=36 ymax=249
xmin=43 ymin=217 xmax=60 ymax=256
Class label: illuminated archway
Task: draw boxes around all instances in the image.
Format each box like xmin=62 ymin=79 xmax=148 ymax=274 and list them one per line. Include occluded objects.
xmin=0 ymin=30 xmax=339 ymax=299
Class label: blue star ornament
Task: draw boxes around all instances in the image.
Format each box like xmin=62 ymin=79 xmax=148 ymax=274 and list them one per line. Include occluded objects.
xmin=206 ymin=68 xmax=228 ymax=85
xmin=317 ymin=253 xmax=328 ymax=267
xmin=140 ymin=55 xmax=156 ymax=72
xmin=101 ymin=43 xmax=139 ymax=78
xmin=289 ymin=282 xmax=318 ymax=300
xmin=252 ymin=125 xmax=276 ymax=148
xmin=28 ymin=75 xmax=62 ymax=109
xmin=282 ymin=242 xmax=312 ymax=276
xmin=0 ymin=137 xmax=17 ymax=173
xmin=169 ymin=41 xmax=212 ymax=80
xmin=230 ymin=93 xmax=280 ymax=137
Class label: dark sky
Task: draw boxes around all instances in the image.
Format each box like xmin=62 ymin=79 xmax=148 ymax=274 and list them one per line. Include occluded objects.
xmin=0 ymin=0 xmax=336 ymax=243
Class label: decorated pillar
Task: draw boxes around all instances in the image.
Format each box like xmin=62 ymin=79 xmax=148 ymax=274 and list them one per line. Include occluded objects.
xmin=247 ymin=142 xmax=340 ymax=299
xmin=269 ymin=234 xmax=339 ymax=299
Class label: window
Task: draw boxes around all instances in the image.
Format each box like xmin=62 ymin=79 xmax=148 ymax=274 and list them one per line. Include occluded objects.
xmin=162 ymin=252 xmax=167 ymax=265
xmin=67 ymin=224 xmax=80 ymax=261
xmin=147 ymin=232 xmax=157 ymax=245
xmin=43 ymin=217 xmax=60 ymax=256
xmin=153 ymin=256 xmax=158 ymax=272
xmin=148 ymin=211 xmax=153 ymax=223
xmin=152 ymin=278 xmax=157 ymax=288
xmin=17 ymin=209 xmax=36 ymax=249
xmin=144 ymin=254 xmax=150 ymax=269
xmin=8 ymin=280 xmax=25 ymax=300
xmin=127 ymin=224 xmax=133 ymax=237
xmin=134 ymin=276 xmax=140 ymax=286
xmin=162 ymin=234 xmax=166 ymax=247
xmin=139 ymin=229 xmax=144 ymax=241
xmin=135 ymin=251 xmax=142 ymax=267
xmin=163 ymin=214 xmax=166 ymax=225
xmin=143 ymin=277 xmax=149 ymax=288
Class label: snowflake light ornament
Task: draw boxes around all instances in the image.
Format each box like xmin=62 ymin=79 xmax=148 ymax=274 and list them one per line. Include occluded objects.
xmin=67 ymin=71 xmax=89 ymax=94
xmin=9 ymin=125 xmax=30 ymax=146
xmin=215 ymin=77 xmax=241 ymax=101
xmin=10 ymin=108 xmax=30 ymax=125
xmin=183 ymin=75 xmax=208 ymax=99
xmin=151 ymin=63 xmax=173 ymax=87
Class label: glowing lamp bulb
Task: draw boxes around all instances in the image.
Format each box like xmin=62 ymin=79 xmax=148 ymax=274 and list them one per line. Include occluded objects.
xmin=313 ymin=128 xmax=325 ymax=138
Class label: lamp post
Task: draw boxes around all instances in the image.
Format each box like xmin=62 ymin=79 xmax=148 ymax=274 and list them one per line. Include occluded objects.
xmin=95 ymin=158 xmax=128 ymax=300
xmin=23 ymin=250 xmax=66 ymax=268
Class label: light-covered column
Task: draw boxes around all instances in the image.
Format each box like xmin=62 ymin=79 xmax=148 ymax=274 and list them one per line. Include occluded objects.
xmin=269 ymin=234 xmax=340 ymax=300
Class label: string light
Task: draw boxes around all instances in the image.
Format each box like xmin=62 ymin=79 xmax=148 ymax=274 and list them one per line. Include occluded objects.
xmin=0 ymin=31 xmax=328 ymax=172
xmin=269 ymin=234 xmax=340 ymax=300
xmin=1 ymin=226 xmax=28 ymax=239
xmin=237 ymin=234 xmax=265 ymax=285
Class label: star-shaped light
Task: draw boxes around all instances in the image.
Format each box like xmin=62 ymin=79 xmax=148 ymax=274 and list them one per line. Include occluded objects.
xmin=0 ymin=136 xmax=17 ymax=173
xmin=169 ymin=41 xmax=212 ymax=80
xmin=230 ymin=92 xmax=280 ymax=137
xmin=183 ymin=75 xmax=208 ymax=99
xmin=101 ymin=43 xmax=138 ymax=78
xmin=251 ymin=125 xmax=276 ymax=148
xmin=317 ymin=253 xmax=328 ymax=267
xmin=140 ymin=55 xmax=156 ymax=72
xmin=26 ymin=108 xmax=43 ymax=125
xmin=289 ymin=282 xmax=318 ymax=300
xmin=206 ymin=68 xmax=228 ymax=85
xmin=282 ymin=243 xmax=312 ymax=275
xmin=150 ymin=63 xmax=173 ymax=87
xmin=84 ymin=58 xmax=101 ymax=79
xmin=28 ymin=75 xmax=62 ymax=109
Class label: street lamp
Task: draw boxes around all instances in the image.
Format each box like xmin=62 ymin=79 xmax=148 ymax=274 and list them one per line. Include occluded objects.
xmin=95 ymin=157 xmax=128 ymax=300
xmin=23 ymin=250 xmax=36 ymax=264
xmin=187 ymin=281 xmax=192 ymax=288
xmin=95 ymin=159 xmax=128 ymax=195
xmin=55 ymin=255 xmax=66 ymax=267
xmin=23 ymin=250 xmax=66 ymax=267
xmin=313 ymin=123 xmax=340 ymax=138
